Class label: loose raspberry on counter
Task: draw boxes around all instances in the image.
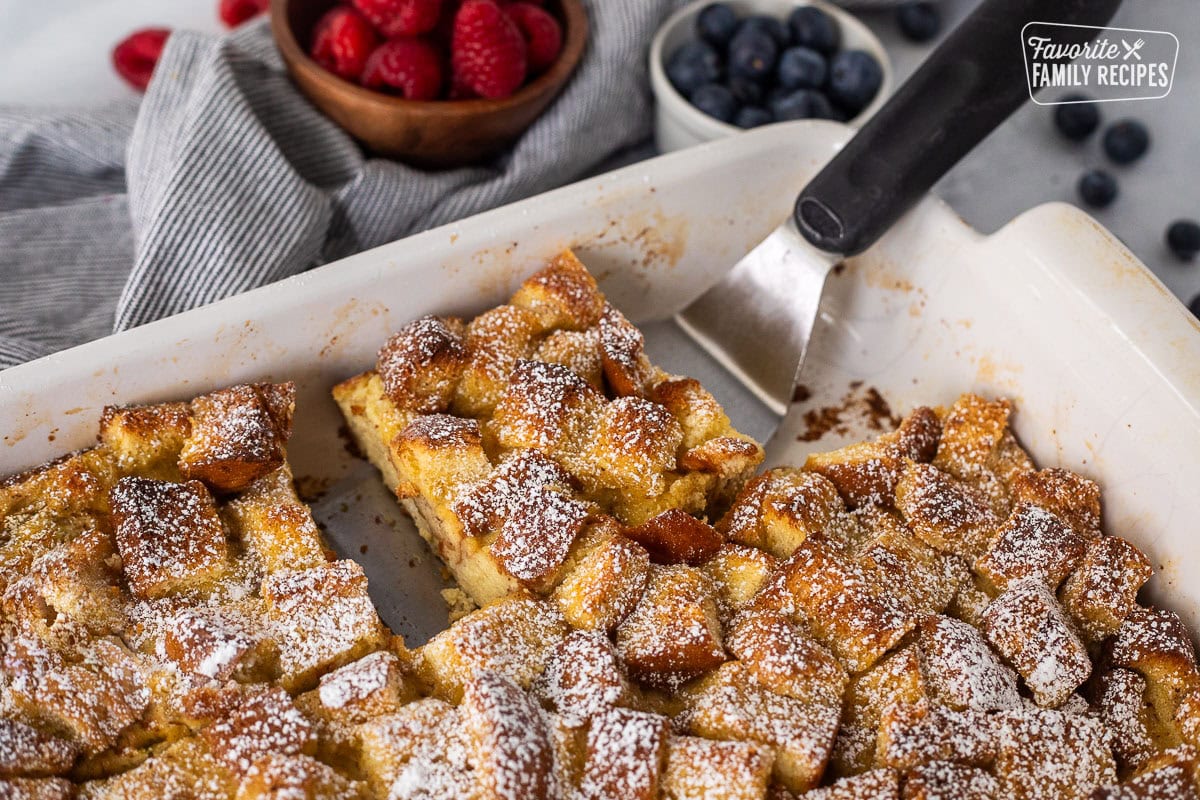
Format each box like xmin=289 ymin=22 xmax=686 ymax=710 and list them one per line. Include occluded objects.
xmin=218 ymin=0 xmax=269 ymax=28
xmin=503 ymin=2 xmax=562 ymax=73
xmin=352 ymin=0 xmax=443 ymax=37
xmin=451 ymin=0 xmax=527 ymax=99
xmin=311 ymin=6 xmax=381 ymax=82
xmin=112 ymin=28 xmax=171 ymax=92
xmin=361 ymin=38 xmax=444 ymax=100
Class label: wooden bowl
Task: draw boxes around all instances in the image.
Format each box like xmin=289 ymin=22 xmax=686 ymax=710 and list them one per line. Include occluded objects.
xmin=270 ymin=0 xmax=588 ymax=167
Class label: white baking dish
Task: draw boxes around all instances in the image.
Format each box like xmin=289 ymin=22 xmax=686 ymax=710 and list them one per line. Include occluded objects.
xmin=3 ymin=121 xmax=1199 ymax=638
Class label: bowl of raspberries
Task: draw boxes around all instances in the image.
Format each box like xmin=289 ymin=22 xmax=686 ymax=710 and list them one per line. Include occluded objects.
xmin=270 ymin=0 xmax=587 ymax=166
xmin=650 ymin=0 xmax=891 ymax=152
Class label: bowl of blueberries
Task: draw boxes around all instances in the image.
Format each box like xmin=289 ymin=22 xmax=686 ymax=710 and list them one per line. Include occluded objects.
xmin=650 ymin=0 xmax=892 ymax=152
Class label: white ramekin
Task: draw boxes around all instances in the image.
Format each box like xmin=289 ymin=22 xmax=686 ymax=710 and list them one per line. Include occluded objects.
xmin=649 ymin=0 xmax=893 ymax=152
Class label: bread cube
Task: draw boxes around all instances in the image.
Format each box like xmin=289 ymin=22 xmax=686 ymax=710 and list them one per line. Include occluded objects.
xmin=895 ymin=462 xmax=999 ymax=561
xmin=803 ymin=769 xmax=901 ymax=800
xmin=946 ymin=572 xmax=994 ymax=628
xmin=376 ymin=315 xmax=468 ymax=413
xmin=876 ymin=702 xmax=998 ymax=769
xmin=161 ymin=607 xmax=255 ymax=681
xmin=804 ymin=406 xmax=941 ymax=509
xmin=624 ymin=509 xmax=724 ymax=566
xmin=77 ymin=738 xmax=235 ymax=799
xmin=661 ymin=735 xmax=772 ymax=800
xmin=981 ymin=578 xmax=1091 ymax=707
xmin=902 ymin=762 xmax=1000 ymax=800
xmin=0 ymin=778 xmax=74 ymax=799
xmin=201 ymin=687 xmax=315 ymax=775
xmin=615 ymin=564 xmax=726 ymax=686
xmin=461 ymin=670 xmax=554 ymax=800
xmin=109 ymin=477 xmax=229 ymax=600
xmin=356 ymin=698 xmax=473 ymax=800
xmin=1011 ymin=468 xmax=1101 ymax=538
xmin=534 ymin=328 xmax=604 ymax=389
xmin=0 ymin=720 xmax=77 ymax=778
xmin=262 ymin=560 xmax=387 ymax=692
xmin=1109 ymin=606 xmax=1200 ymax=731
xmin=974 ymin=503 xmax=1088 ymax=593
xmin=553 ymin=531 xmax=651 ymax=632
xmin=1093 ymin=668 xmax=1156 ymax=772
xmin=98 ymin=400 xmax=192 ymax=476
xmin=598 ymin=303 xmax=656 ymax=398
xmin=578 ymin=707 xmax=670 ymax=800
xmin=317 ymin=651 xmax=415 ymax=724
xmin=451 ymin=304 xmax=541 ymax=417
xmin=721 ymin=469 xmax=855 ymax=558
xmin=755 ymin=537 xmax=917 ymax=673
xmin=854 ymin=507 xmax=968 ymax=615
xmin=725 ymin=608 xmax=846 ymax=703
xmin=1177 ymin=690 xmax=1200 ymax=752
xmin=178 ymin=382 xmax=294 ymax=493
xmin=830 ymin=646 xmax=927 ymax=778
xmin=918 ymin=615 xmax=1019 ymax=712
xmin=490 ymin=492 xmax=590 ymax=592
xmin=236 ymin=753 xmax=365 ymax=800
xmin=509 ymin=250 xmax=607 ymax=333
xmin=992 ymin=706 xmax=1116 ymax=800
xmin=453 ymin=449 xmax=574 ymax=537
xmin=679 ymin=661 xmax=840 ymax=793
xmin=1059 ymin=536 xmax=1152 ymax=642
xmin=416 ymin=597 xmax=568 ymax=703
xmin=390 ymin=413 xmax=492 ymax=507
xmin=933 ymin=394 xmax=1032 ymax=516
xmin=1091 ymin=763 xmax=1199 ymax=800
xmin=533 ymin=630 xmax=631 ymax=726
xmin=582 ymin=396 xmax=683 ymax=497
xmin=650 ymin=378 xmax=733 ymax=449
xmin=224 ymin=465 xmax=326 ymax=574
xmin=702 ymin=544 xmax=777 ymax=622
xmin=492 ymin=360 xmax=604 ymax=458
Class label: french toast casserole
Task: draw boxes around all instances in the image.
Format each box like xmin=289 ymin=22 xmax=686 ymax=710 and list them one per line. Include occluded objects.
xmin=3 ymin=251 xmax=1199 ymax=799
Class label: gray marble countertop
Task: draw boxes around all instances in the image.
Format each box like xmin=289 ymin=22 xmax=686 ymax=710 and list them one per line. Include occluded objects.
xmin=855 ymin=0 xmax=1199 ymax=306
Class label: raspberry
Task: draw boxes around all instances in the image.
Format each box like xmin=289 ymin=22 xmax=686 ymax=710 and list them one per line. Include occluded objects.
xmin=361 ymin=38 xmax=443 ymax=100
xmin=352 ymin=0 xmax=443 ymax=37
xmin=112 ymin=28 xmax=171 ymax=92
xmin=218 ymin=0 xmax=269 ymax=28
xmin=503 ymin=3 xmax=561 ymax=73
xmin=451 ymin=0 xmax=527 ymax=99
xmin=311 ymin=7 xmax=380 ymax=82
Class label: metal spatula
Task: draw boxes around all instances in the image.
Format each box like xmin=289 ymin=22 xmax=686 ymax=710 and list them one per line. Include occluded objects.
xmin=642 ymin=0 xmax=1122 ymax=446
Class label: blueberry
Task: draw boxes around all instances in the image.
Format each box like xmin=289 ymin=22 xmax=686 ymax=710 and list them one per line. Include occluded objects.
xmin=691 ymin=83 xmax=738 ymax=123
xmin=828 ymin=50 xmax=883 ymax=114
xmin=1054 ymin=94 xmax=1101 ymax=141
xmin=1077 ymin=170 xmax=1117 ymax=208
xmin=735 ymin=105 xmax=774 ymax=128
xmin=777 ymin=46 xmax=827 ymax=90
xmin=1167 ymin=219 xmax=1200 ymax=260
xmin=787 ymin=6 xmax=839 ymax=55
xmin=738 ymin=15 xmax=790 ymax=47
xmin=895 ymin=2 xmax=941 ymax=43
xmin=697 ymin=3 xmax=739 ymax=49
xmin=770 ymin=88 xmax=835 ymax=121
xmin=666 ymin=41 xmax=722 ymax=96
xmin=728 ymin=29 xmax=779 ymax=82
xmin=727 ymin=76 xmax=764 ymax=106
xmin=1103 ymin=119 xmax=1150 ymax=164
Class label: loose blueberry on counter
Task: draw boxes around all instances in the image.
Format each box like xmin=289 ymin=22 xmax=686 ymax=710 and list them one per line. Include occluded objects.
xmin=729 ymin=28 xmax=779 ymax=82
xmin=691 ymin=83 xmax=738 ymax=123
xmin=828 ymin=50 xmax=883 ymax=114
xmin=697 ymin=3 xmax=739 ymax=49
xmin=1167 ymin=220 xmax=1200 ymax=261
xmin=728 ymin=76 xmax=764 ymax=106
xmin=895 ymin=2 xmax=940 ymax=43
xmin=735 ymin=106 xmax=774 ymax=128
xmin=771 ymin=88 xmax=835 ymax=121
xmin=1077 ymin=170 xmax=1118 ymax=208
xmin=777 ymin=46 xmax=827 ymax=90
xmin=1103 ymin=119 xmax=1150 ymax=164
xmin=739 ymin=15 xmax=790 ymax=47
xmin=1053 ymin=94 xmax=1100 ymax=141
xmin=666 ymin=41 xmax=722 ymax=96
xmin=787 ymin=6 xmax=839 ymax=55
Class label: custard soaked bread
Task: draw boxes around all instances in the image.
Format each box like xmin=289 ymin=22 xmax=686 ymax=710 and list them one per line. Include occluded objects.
xmin=5 ymin=256 xmax=1200 ymax=799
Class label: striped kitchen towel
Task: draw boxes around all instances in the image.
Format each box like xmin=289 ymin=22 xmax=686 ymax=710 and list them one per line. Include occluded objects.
xmin=0 ymin=2 xmax=677 ymax=369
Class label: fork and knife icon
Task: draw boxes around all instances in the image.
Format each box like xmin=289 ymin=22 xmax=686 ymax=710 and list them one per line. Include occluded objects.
xmin=1121 ymin=37 xmax=1146 ymax=60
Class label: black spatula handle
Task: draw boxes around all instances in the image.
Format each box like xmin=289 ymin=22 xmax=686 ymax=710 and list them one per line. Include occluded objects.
xmin=795 ymin=0 xmax=1123 ymax=256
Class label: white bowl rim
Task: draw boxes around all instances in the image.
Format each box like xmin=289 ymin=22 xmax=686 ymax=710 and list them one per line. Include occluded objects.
xmin=649 ymin=0 xmax=894 ymax=139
